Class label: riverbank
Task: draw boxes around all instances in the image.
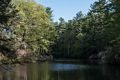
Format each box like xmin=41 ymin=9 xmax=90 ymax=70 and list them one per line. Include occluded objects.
xmin=0 ymin=54 xmax=120 ymax=65
xmin=53 ymin=58 xmax=120 ymax=65
xmin=0 ymin=55 xmax=53 ymax=65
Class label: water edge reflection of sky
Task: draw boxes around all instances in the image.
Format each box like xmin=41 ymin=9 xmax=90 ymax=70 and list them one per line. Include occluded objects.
xmin=0 ymin=61 xmax=120 ymax=80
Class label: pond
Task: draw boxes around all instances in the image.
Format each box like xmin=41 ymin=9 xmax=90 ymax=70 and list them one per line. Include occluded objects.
xmin=0 ymin=60 xmax=120 ymax=80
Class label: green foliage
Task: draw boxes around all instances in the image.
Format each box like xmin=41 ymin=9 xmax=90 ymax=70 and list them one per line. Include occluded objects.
xmin=1 ymin=0 xmax=120 ymax=64
xmin=13 ymin=0 xmax=56 ymax=56
xmin=0 ymin=0 xmax=56 ymax=62
xmin=53 ymin=0 xmax=120 ymax=63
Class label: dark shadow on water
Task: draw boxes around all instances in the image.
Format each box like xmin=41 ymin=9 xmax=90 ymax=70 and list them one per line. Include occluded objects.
xmin=0 ymin=61 xmax=120 ymax=80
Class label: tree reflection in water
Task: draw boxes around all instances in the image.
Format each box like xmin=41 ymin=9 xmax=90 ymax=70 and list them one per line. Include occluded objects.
xmin=15 ymin=64 xmax=27 ymax=80
xmin=0 ymin=62 xmax=120 ymax=80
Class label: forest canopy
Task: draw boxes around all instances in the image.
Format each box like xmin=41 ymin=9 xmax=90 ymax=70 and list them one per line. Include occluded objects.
xmin=0 ymin=0 xmax=120 ymax=64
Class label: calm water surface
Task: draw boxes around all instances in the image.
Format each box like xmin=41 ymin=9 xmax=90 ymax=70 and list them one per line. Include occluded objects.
xmin=0 ymin=60 xmax=120 ymax=80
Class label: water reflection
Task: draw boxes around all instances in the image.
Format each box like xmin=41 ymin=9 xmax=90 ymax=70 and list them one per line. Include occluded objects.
xmin=15 ymin=64 xmax=27 ymax=80
xmin=51 ymin=63 xmax=88 ymax=71
xmin=0 ymin=61 xmax=120 ymax=80
xmin=27 ymin=62 xmax=50 ymax=80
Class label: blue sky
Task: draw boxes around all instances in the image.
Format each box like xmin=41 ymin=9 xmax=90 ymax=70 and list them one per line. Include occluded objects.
xmin=35 ymin=0 xmax=97 ymax=21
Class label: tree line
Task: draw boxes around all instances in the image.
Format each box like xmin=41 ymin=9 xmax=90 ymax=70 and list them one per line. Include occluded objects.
xmin=0 ymin=0 xmax=120 ymax=63
xmin=53 ymin=0 xmax=120 ymax=63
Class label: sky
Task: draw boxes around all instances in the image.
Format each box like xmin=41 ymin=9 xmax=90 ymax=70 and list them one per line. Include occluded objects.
xmin=35 ymin=0 xmax=97 ymax=21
